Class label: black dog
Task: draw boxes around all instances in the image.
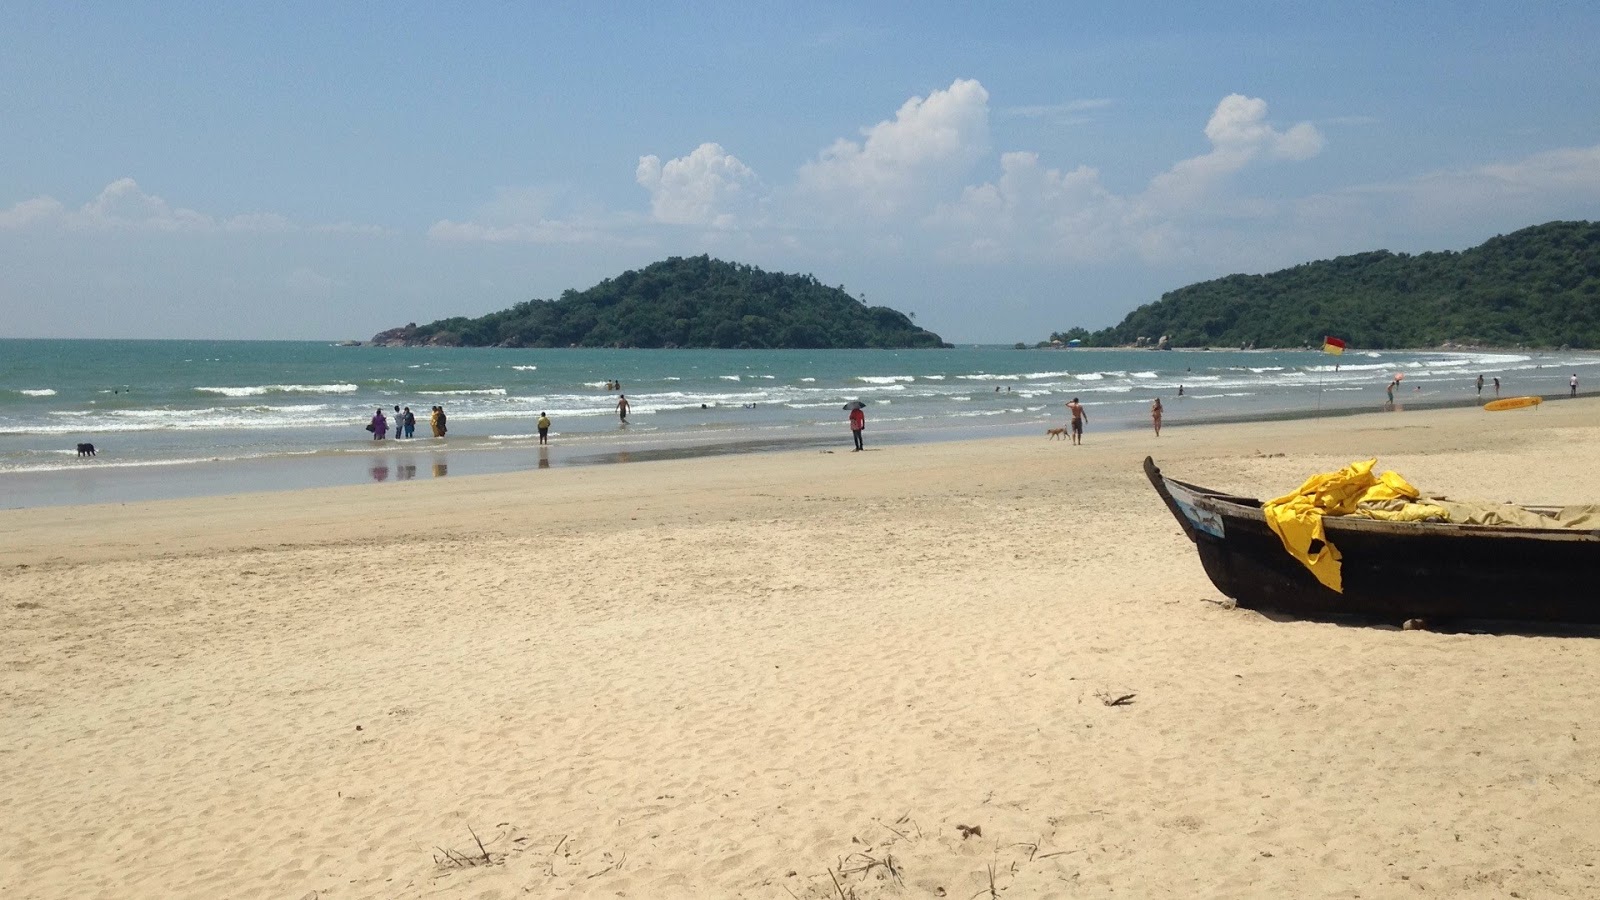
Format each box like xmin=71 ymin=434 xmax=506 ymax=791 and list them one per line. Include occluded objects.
xmin=76 ymin=442 xmax=96 ymax=457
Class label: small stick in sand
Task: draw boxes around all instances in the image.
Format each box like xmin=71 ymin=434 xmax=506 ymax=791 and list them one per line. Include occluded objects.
xmin=1095 ymin=690 xmax=1137 ymax=707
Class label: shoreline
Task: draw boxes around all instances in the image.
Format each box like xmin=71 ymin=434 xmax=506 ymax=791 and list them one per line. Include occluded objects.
xmin=3 ymin=387 xmax=1584 ymax=510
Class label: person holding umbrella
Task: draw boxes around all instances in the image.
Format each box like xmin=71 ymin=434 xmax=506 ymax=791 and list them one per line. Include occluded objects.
xmin=844 ymin=400 xmax=866 ymax=451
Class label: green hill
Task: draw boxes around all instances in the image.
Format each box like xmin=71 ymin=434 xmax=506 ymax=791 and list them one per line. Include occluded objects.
xmin=381 ymin=255 xmax=947 ymax=349
xmin=1054 ymin=221 xmax=1600 ymax=349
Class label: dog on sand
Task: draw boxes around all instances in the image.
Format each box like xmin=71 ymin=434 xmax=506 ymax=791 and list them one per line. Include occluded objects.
xmin=1046 ymin=427 xmax=1067 ymax=440
xmin=77 ymin=442 xmax=96 ymax=457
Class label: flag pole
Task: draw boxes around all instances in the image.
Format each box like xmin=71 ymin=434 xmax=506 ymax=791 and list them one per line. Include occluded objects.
xmin=1319 ymin=335 xmax=1345 ymax=414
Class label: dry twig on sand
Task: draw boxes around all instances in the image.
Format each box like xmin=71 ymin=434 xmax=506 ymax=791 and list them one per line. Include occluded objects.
xmin=1095 ymin=690 xmax=1137 ymax=707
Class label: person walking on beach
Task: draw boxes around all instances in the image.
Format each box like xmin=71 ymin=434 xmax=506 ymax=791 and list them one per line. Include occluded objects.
xmin=1572 ymin=374 xmax=1580 ymax=397
xmin=849 ymin=404 xmax=865 ymax=451
xmin=537 ymin=411 xmax=551 ymax=444
xmin=403 ymin=407 xmax=415 ymax=438
xmin=1151 ymin=397 xmax=1163 ymax=437
xmin=1493 ymin=377 xmax=1500 ymax=396
xmin=1066 ymin=397 xmax=1087 ymax=445
xmin=370 ymin=408 xmax=388 ymax=440
xmin=1476 ymin=374 xmax=1484 ymax=397
xmin=617 ymin=394 xmax=630 ymax=424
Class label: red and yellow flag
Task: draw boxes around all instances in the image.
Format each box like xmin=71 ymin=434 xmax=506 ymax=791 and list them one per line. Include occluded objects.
xmin=1322 ymin=335 xmax=1346 ymax=355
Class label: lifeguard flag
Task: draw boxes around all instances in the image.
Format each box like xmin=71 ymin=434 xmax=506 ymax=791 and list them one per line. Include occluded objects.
xmin=1322 ymin=336 xmax=1346 ymax=355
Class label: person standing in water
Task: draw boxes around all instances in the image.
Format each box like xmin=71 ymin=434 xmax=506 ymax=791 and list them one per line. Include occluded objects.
xmin=537 ymin=411 xmax=551 ymax=444
xmin=616 ymin=394 xmax=631 ymax=424
xmin=1151 ymin=397 xmax=1163 ymax=437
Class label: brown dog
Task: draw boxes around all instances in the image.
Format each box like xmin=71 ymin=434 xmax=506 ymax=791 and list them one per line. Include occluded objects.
xmin=1046 ymin=427 xmax=1067 ymax=440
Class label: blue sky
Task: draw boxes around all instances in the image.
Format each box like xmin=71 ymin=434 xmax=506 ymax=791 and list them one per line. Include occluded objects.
xmin=3 ymin=2 xmax=1598 ymax=342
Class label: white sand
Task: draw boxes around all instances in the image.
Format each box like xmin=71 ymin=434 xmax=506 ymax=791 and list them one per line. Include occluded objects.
xmin=5 ymin=401 xmax=1600 ymax=899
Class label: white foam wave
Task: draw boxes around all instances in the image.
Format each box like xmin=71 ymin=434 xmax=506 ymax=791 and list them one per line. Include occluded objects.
xmin=196 ymin=383 xmax=358 ymax=397
xmin=434 ymin=388 xmax=507 ymax=396
xmin=855 ymin=375 xmax=914 ymax=384
xmin=19 ymin=388 xmax=57 ymax=397
xmin=512 ymin=365 xmax=538 ymax=371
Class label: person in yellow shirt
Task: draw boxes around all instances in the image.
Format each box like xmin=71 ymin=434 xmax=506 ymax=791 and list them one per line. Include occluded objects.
xmin=537 ymin=412 xmax=551 ymax=444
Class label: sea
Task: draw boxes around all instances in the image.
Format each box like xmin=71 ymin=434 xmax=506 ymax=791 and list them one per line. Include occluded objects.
xmin=4 ymin=338 xmax=1598 ymax=509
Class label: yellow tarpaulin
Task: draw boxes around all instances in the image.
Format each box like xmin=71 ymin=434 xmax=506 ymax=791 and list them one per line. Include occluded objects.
xmin=1261 ymin=459 xmax=1431 ymax=593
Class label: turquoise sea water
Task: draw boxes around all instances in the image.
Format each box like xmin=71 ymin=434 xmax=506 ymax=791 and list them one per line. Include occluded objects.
xmin=3 ymin=339 xmax=1597 ymax=508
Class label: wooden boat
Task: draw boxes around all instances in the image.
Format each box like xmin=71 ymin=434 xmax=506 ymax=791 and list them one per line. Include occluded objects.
xmin=1144 ymin=456 xmax=1600 ymax=624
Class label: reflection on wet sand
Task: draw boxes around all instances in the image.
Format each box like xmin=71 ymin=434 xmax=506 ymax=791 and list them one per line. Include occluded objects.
xmin=538 ymin=447 xmax=550 ymax=469
xmin=432 ymin=457 xmax=448 ymax=478
xmin=370 ymin=464 xmax=389 ymax=482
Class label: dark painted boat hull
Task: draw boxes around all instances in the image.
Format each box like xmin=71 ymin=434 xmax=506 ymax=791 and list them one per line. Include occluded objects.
xmin=1145 ymin=457 xmax=1600 ymax=624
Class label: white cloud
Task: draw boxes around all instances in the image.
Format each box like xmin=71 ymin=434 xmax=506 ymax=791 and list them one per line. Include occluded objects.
xmin=1142 ymin=94 xmax=1324 ymax=212
xmin=929 ymin=95 xmax=1326 ymax=266
xmin=930 ymin=151 xmax=1129 ymax=262
xmin=635 ymin=142 xmax=762 ymax=227
xmin=1303 ymin=143 xmax=1600 ymax=232
xmin=795 ymin=78 xmax=991 ymax=218
xmin=0 ymin=178 xmax=390 ymax=236
xmin=426 ymin=219 xmax=616 ymax=245
xmin=0 ymin=196 xmax=66 ymax=228
xmin=999 ymin=98 xmax=1114 ymax=120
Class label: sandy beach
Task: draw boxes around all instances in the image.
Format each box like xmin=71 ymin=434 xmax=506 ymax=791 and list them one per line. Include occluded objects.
xmin=5 ymin=401 xmax=1600 ymax=899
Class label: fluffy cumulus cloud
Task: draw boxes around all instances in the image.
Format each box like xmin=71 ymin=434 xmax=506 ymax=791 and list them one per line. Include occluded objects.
xmin=931 ymin=152 xmax=1126 ymax=261
xmin=926 ymin=93 xmax=1333 ymax=266
xmin=795 ymin=78 xmax=991 ymax=218
xmin=635 ymin=142 xmax=762 ymax=227
xmin=1141 ymin=94 xmax=1324 ymax=212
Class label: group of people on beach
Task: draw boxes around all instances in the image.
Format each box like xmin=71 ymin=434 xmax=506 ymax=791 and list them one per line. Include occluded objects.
xmin=367 ymin=405 xmax=447 ymax=440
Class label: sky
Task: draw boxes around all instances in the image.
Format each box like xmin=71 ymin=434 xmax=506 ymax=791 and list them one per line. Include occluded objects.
xmin=3 ymin=2 xmax=1599 ymax=343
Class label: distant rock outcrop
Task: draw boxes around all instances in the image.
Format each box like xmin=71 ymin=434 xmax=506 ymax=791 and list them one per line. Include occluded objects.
xmin=369 ymin=323 xmax=465 ymax=347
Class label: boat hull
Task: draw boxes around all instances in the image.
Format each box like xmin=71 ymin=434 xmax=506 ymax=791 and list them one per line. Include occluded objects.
xmin=1145 ymin=457 xmax=1600 ymax=624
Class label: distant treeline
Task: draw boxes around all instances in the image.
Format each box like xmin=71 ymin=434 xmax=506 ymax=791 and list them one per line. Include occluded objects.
xmin=1048 ymin=221 xmax=1600 ymax=349
xmin=384 ymin=255 xmax=947 ymax=349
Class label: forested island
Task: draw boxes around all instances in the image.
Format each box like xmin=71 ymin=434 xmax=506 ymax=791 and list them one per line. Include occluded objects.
xmin=1047 ymin=221 xmax=1600 ymax=350
xmin=373 ymin=256 xmax=947 ymax=349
